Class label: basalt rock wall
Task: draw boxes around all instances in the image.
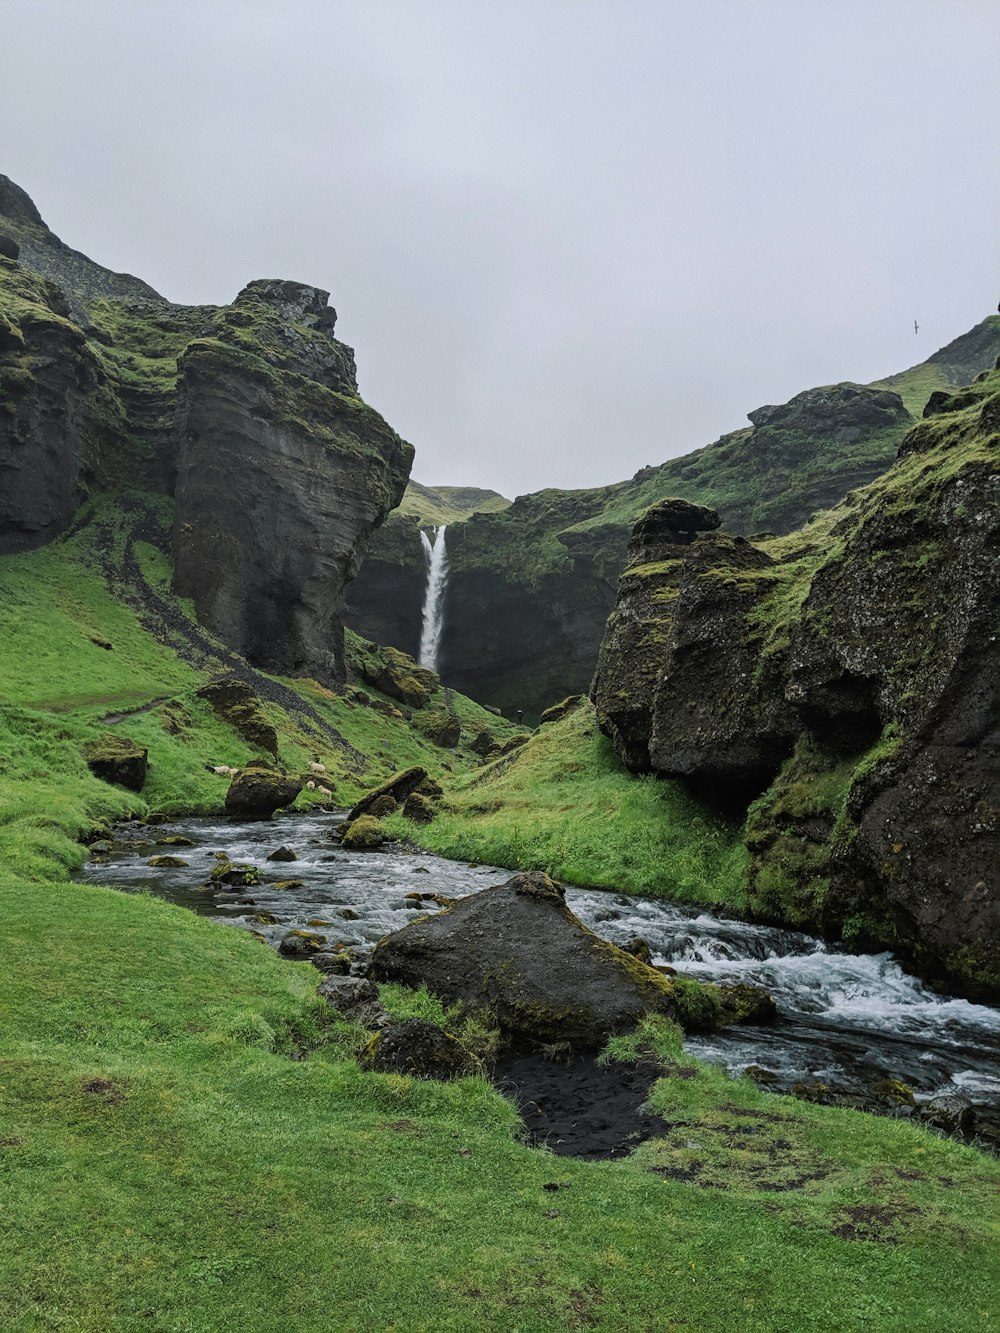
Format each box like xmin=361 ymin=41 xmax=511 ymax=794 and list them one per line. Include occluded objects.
xmin=0 ymin=175 xmax=414 ymax=683
xmin=593 ymin=365 xmax=1000 ymax=1000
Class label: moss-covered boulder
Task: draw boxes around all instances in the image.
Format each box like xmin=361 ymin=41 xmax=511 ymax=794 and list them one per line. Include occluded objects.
xmin=413 ymin=709 xmax=460 ymax=748
xmin=341 ymin=815 xmax=385 ymax=850
xmin=358 ymin=1019 xmax=475 ymax=1080
xmin=365 ymin=794 xmax=399 ymax=819
xmin=210 ymin=861 xmax=260 ymax=888
xmin=224 ymin=764 xmax=302 ymax=819
xmin=146 ymin=855 xmax=189 ymax=868
xmin=196 ymin=675 xmax=278 ymax=755
xmin=354 ymin=642 xmax=438 ymax=709
xmin=83 ymin=735 xmax=148 ymax=792
xmin=369 ymin=871 xmax=676 ymax=1047
xmin=402 ymin=792 xmax=435 ymax=823
xmin=347 ymin=767 xmax=428 ymax=821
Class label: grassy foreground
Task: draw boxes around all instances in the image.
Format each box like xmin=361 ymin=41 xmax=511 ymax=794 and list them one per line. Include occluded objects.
xmin=2 ymin=509 xmax=1000 ymax=1329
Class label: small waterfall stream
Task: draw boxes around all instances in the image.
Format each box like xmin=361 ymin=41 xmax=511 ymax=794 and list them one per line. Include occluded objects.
xmin=418 ymin=525 xmax=448 ymax=672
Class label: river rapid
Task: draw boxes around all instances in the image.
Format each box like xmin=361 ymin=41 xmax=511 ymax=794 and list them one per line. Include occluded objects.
xmin=79 ymin=810 xmax=1000 ymax=1137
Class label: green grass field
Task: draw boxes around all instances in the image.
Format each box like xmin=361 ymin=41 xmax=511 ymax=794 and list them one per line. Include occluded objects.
xmin=2 ymin=505 xmax=999 ymax=1330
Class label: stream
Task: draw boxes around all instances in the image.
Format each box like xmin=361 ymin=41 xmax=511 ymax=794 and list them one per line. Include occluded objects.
xmin=79 ymin=810 xmax=1000 ymax=1137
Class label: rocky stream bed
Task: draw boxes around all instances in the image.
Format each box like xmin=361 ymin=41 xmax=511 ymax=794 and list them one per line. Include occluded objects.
xmin=79 ymin=810 xmax=1000 ymax=1156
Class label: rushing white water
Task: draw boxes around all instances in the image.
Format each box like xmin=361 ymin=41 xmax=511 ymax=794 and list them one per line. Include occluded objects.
xmin=418 ymin=525 xmax=448 ymax=672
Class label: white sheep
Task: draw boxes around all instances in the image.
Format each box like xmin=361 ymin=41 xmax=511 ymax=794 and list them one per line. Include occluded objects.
xmin=309 ymin=761 xmax=326 ymax=774
xmin=317 ymin=785 xmax=332 ymax=796
xmin=306 ymin=780 xmax=316 ymax=790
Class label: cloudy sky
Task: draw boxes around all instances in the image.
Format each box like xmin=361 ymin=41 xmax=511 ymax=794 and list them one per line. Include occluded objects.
xmin=3 ymin=1 xmax=999 ymax=496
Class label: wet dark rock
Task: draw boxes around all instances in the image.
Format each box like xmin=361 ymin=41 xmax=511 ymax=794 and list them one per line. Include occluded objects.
xmin=317 ymin=974 xmax=379 ymax=1012
xmin=369 ymin=870 xmax=677 ymax=1047
xmin=266 ymin=845 xmax=298 ymax=862
xmin=359 ymin=1018 xmax=474 ymax=1080
xmin=224 ymin=764 xmax=302 ymax=819
xmin=210 ymin=862 xmax=260 ymax=888
xmin=279 ymin=929 xmax=327 ymax=959
xmin=83 ymin=736 xmax=148 ymax=792
xmin=717 ymin=984 xmax=779 ymax=1026
xmin=918 ymin=1093 xmax=976 ymax=1135
xmin=88 ymin=840 xmax=113 ymax=855
xmin=621 ymin=936 xmax=652 ymax=965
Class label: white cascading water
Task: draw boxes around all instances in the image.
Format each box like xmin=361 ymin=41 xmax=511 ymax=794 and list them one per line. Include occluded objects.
xmin=418 ymin=525 xmax=448 ymax=672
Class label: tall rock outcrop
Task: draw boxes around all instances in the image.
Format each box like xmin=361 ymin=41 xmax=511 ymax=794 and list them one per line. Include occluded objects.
xmin=0 ymin=176 xmax=414 ymax=682
xmin=592 ymin=362 xmax=1000 ymax=1000
xmin=172 ymin=280 xmax=411 ymax=680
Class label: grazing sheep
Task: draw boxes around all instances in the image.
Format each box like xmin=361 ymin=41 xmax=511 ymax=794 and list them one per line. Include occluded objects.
xmin=309 ymin=761 xmax=326 ymax=774
xmin=317 ymin=785 xmax=332 ymax=796
xmin=207 ymin=764 xmax=229 ymax=776
xmin=306 ymin=780 xmax=316 ymax=790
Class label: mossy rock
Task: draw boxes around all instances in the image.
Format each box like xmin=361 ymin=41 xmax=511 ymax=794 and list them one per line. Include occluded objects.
xmin=347 ymin=767 xmax=428 ymax=821
xmin=157 ymin=835 xmax=194 ymax=847
xmin=871 ymin=1078 xmax=916 ymax=1108
xmin=146 ymin=855 xmax=189 ymax=868
xmin=413 ymin=710 xmax=461 ymax=748
xmin=365 ymin=795 xmax=399 ymax=819
xmin=196 ymin=675 xmax=279 ymax=755
xmin=341 ymin=816 xmax=385 ymax=850
xmin=278 ymin=930 xmax=327 ymax=959
xmin=539 ymin=694 xmax=584 ymax=725
xmin=358 ymin=1018 xmax=475 ymax=1080
xmin=717 ymin=983 xmax=778 ymax=1026
xmin=369 ymin=870 xmax=677 ymax=1047
xmin=224 ymin=764 xmax=302 ymax=819
xmin=269 ymin=879 xmax=306 ymax=891
xmin=402 ymin=792 xmax=435 ymax=824
xmin=83 ymin=735 xmax=148 ymax=792
xmin=210 ymin=861 xmax=261 ymax=888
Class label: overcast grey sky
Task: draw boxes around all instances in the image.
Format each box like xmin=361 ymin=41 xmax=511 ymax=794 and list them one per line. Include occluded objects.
xmin=3 ymin=1 xmax=998 ymax=495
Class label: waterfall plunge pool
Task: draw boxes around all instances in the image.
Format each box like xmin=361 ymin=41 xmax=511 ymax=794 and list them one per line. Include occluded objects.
xmin=79 ymin=810 xmax=1000 ymax=1140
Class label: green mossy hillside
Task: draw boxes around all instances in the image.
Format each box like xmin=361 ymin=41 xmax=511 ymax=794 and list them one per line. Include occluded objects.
xmin=388 ymin=702 xmax=750 ymax=905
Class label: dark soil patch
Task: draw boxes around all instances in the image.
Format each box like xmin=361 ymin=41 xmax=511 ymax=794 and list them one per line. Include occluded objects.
xmin=492 ymin=1051 xmax=668 ymax=1159
xmin=831 ymin=1203 xmax=918 ymax=1244
xmin=81 ymin=1076 xmax=126 ymax=1105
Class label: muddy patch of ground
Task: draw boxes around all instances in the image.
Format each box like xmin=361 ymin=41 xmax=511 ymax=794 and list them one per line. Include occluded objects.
xmin=491 ymin=1051 xmax=668 ymax=1159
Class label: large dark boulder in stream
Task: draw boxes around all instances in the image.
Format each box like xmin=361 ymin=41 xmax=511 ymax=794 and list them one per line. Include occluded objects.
xmin=224 ymin=763 xmax=302 ymax=819
xmin=368 ymin=871 xmax=677 ymax=1046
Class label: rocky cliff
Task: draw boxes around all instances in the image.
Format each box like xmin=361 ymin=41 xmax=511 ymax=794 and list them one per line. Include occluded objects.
xmin=348 ymin=323 xmax=1000 ymax=714
xmin=593 ymin=362 xmax=1000 ymax=1001
xmin=0 ymin=174 xmax=413 ymax=682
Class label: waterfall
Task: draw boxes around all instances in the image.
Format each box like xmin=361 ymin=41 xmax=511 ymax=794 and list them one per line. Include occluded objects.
xmin=418 ymin=525 xmax=448 ymax=672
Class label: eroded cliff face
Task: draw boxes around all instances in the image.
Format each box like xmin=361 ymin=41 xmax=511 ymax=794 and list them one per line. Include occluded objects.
xmin=172 ymin=280 xmax=412 ymax=680
xmin=0 ymin=256 xmax=98 ymax=550
xmin=593 ymin=365 xmax=1000 ymax=1000
xmin=0 ymin=177 xmax=414 ymax=683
